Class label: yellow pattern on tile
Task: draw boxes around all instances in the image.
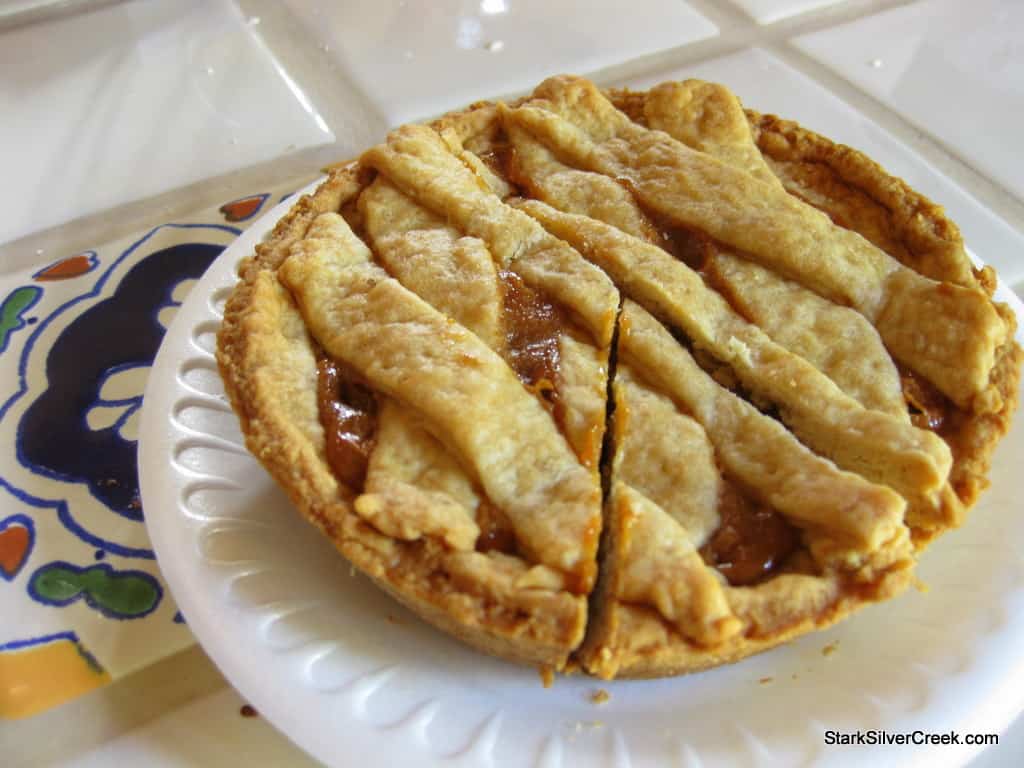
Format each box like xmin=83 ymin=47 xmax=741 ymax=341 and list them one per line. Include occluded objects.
xmin=0 ymin=636 xmax=110 ymax=719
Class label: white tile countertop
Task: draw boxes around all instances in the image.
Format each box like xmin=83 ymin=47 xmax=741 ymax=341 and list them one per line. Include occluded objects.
xmin=794 ymin=0 xmax=1024 ymax=205
xmin=2 ymin=0 xmax=1023 ymax=766
xmin=0 ymin=0 xmax=335 ymax=246
xmin=279 ymin=0 xmax=719 ymax=125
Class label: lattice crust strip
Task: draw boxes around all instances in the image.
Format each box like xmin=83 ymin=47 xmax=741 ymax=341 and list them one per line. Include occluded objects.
xmin=216 ymin=75 xmax=1023 ymax=678
xmin=505 ymin=77 xmax=1008 ymax=409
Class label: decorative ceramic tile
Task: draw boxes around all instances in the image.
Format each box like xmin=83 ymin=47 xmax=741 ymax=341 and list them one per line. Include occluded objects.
xmin=0 ymin=180 xmax=307 ymax=718
xmin=281 ymin=0 xmax=718 ymax=126
xmin=727 ymin=0 xmax=845 ymax=24
xmin=794 ymin=0 xmax=1024 ymax=203
xmin=0 ymin=0 xmax=333 ymax=246
xmin=620 ymin=47 xmax=1024 ymax=288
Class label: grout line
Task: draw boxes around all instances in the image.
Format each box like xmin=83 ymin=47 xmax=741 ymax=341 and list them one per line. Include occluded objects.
xmin=7 ymin=644 xmax=227 ymax=767
xmin=234 ymin=0 xmax=389 ymax=148
xmin=579 ymin=0 xmax=918 ymax=88
xmin=765 ymin=41 xmax=1024 ymax=237
xmin=682 ymin=0 xmax=753 ymax=30
xmin=738 ymin=0 xmax=917 ymax=32
xmin=0 ymin=149 xmax=330 ymax=273
xmin=408 ymin=0 xmax=917 ymax=125
xmin=0 ymin=0 xmax=126 ymax=32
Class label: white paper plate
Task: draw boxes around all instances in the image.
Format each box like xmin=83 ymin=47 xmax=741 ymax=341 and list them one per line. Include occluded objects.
xmin=140 ymin=184 xmax=1024 ymax=768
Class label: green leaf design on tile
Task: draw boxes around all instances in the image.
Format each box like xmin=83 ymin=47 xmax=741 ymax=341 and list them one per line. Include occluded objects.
xmin=0 ymin=285 xmax=42 ymax=354
xmin=28 ymin=561 xmax=162 ymax=619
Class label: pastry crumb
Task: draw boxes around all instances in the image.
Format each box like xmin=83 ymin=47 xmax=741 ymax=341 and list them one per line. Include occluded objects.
xmin=386 ymin=614 xmax=402 ymax=625
xmin=822 ymin=641 xmax=839 ymax=657
xmin=726 ymin=336 xmax=754 ymax=367
xmin=539 ymin=666 xmax=555 ymax=688
xmin=758 ymin=676 xmax=773 ymax=685
xmin=590 ymin=689 xmax=611 ymax=705
xmin=912 ymin=576 xmax=929 ymax=593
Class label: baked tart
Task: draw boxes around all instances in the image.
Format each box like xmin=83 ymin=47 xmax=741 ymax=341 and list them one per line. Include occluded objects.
xmin=216 ymin=75 xmax=1022 ymax=679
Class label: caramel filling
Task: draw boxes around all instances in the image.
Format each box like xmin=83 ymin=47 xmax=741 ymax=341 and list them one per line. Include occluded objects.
xmin=619 ymin=176 xmax=717 ymax=270
xmin=500 ymin=269 xmax=564 ymax=411
xmin=316 ymin=355 xmax=378 ymax=490
xmin=474 ymin=500 xmax=518 ymax=554
xmin=477 ymin=140 xmax=517 ymax=187
xmin=899 ymin=366 xmax=951 ymax=433
xmin=660 ymin=223 xmax=716 ymax=271
xmin=700 ymin=483 xmax=800 ymax=586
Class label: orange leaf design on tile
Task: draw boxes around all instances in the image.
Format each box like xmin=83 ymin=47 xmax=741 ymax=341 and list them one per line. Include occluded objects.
xmin=0 ymin=515 xmax=33 ymax=580
xmin=33 ymin=253 xmax=98 ymax=282
xmin=219 ymin=194 xmax=269 ymax=222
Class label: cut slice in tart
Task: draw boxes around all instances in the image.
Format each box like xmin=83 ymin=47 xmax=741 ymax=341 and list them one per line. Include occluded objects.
xmin=578 ymin=301 xmax=913 ymax=678
xmin=217 ymin=75 xmax=1022 ymax=678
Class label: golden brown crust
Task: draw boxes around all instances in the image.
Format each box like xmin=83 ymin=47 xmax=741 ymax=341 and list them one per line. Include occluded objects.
xmin=218 ymin=77 xmax=1022 ymax=682
xmin=581 ymin=567 xmax=909 ymax=679
xmin=746 ymin=111 xmax=976 ymax=287
xmin=946 ymin=313 xmax=1023 ymax=505
xmin=217 ymin=167 xmax=364 ymax=530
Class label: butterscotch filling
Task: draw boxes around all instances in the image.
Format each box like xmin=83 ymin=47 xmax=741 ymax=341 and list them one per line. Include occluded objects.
xmin=660 ymin=222 xmax=716 ymax=271
xmin=499 ymin=269 xmax=563 ymax=408
xmin=900 ymin=365 xmax=951 ymax=433
xmin=315 ymin=354 xmax=377 ymax=491
xmin=477 ymin=139 xmax=517 ymax=188
xmin=699 ymin=484 xmax=799 ymax=586
xmin=474 ymin=500 xmax=518 ymax=554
